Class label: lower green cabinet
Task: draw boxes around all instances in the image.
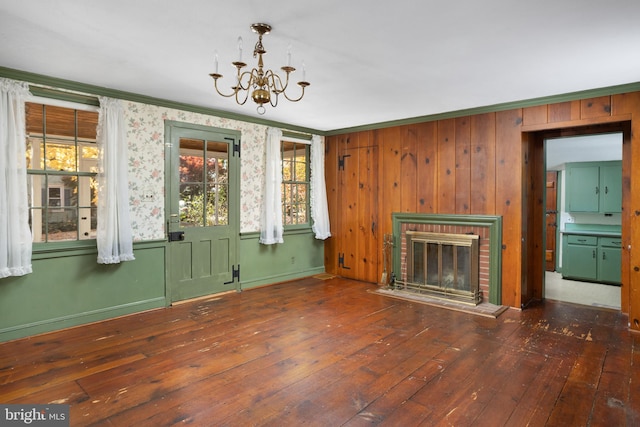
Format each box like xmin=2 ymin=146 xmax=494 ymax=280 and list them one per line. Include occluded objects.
xmin=598 ymin=237 xmax=622 ymax=284
xmin=562 ymin=235 xmax=598 ymax=281
xmin=562 ymin=234 xmax=621 ymax=284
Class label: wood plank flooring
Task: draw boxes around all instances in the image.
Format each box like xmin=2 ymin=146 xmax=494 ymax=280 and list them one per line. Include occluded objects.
xmin=0 ymin=276 xmax=638 ymax=426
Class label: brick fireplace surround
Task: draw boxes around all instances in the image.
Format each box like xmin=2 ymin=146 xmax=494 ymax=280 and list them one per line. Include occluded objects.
xmin=392 ymin=213 xmax=503 ymax=305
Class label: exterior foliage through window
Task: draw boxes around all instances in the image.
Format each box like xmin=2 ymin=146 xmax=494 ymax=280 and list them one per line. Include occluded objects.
xmin=25 ymin=102 xmax=99 ymax=242
xmin=281 ymin=140 xmax=309 ymax=226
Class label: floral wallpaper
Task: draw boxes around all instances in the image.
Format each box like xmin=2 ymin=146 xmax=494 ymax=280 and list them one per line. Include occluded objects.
xmin=122 ymin=100 xmax=267 ymax=241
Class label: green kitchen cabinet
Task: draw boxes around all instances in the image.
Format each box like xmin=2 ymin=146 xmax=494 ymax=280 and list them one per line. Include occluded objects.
xmin=598 ymin=237 xmax=622 ymax=284
xmin=600 ymin=163 xmax=623 ymax=213
xmin=566 ymin=161 xmax=622 ymax=213
xmin=566 ymin=164 xmax=600 ymax=212
xmin=562 ymin=235 xmax=598 ymax=281
xmin=562 ymin=233 xmax=621 ymax=284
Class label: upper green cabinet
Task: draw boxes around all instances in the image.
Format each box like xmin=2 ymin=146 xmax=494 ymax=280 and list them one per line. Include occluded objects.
xmin=600 ymin=163 xmax=622 ymax=213
xmin=566 ymin=164 xmax=600 ymax=212
xmin=566 ymin=161 xmax=622 ymax=213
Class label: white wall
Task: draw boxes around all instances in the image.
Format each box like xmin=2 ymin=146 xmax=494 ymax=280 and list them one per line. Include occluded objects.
xmin=546 ymin=132 xmax=622 ymax=170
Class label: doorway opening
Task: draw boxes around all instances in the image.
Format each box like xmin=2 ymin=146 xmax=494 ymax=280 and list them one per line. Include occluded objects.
xmin=544 ymin=132 xmax=622 ymax=309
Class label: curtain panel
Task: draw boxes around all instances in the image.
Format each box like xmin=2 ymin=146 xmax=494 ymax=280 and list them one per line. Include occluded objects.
xmin=310 ymin=134 xmax=331 ymax=240
xmin=259 ymin=127 xmax=284 ymax=244
xmin=0 ymin=78 xmax=33 ymax=278
xmin=96 ymin=97 xmax=135 ymax=263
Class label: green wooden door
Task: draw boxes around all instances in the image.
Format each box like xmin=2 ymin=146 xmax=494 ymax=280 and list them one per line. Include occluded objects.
xmin=566 ymin=164 xmax=599 ymax=212
xmin=600 ymin=162 xmax=622 ymax=213
xmin=166 ymin=122 xmax=240 ymax=302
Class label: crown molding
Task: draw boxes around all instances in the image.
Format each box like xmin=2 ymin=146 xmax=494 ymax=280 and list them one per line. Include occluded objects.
xmin=0 ymin=66 xmax=323 ymax=135
xmin=325 ymin=81 xmax=640 ymax=136
xmin=3 ymin=66 xmax=639 ymax=137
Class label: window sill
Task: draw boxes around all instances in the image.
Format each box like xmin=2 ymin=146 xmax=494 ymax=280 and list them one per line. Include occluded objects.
xmin=240 ymin=225 xmax=314 ymax=240
xmin=32 ymin=239 xmax=167 ymax=260
xmin=32 ymin=240 xmax=97 ymax=260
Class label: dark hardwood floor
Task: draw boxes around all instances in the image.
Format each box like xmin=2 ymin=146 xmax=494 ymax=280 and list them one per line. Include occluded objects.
xmin=1 ymin=276 xmax=638 ymax=426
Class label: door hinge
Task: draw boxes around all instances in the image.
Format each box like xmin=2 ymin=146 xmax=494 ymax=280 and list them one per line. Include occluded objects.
xmin=224 ymin=264 xmax=241 ymax=285
xmin=227 ymin=137 xmax=240 ymax=157
xmin=338 ymin=154 xmax=351 ymax=171
xmin=338 ymin=253 xmax=351 ymax=270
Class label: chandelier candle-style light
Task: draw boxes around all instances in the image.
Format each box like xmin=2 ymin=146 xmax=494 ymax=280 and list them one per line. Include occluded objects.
xmin=210 ymin=23 xmax=310 ymax=115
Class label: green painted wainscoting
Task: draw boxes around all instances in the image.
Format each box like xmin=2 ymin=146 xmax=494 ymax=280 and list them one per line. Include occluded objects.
xmin=239 ymin=228 xmax=326 ymax=290
xmin=0 ymin=230 xmax=326 ymax=342
xmin=0 ymin=241 xmax=167 ymax=343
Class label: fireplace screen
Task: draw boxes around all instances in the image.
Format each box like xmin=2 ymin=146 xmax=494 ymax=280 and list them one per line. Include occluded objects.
xmin=404 ymin=231 xmax=480 ymax=304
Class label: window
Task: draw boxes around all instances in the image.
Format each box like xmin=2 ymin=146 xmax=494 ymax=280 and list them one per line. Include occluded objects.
xmin=25 ymin=102 xmax=99 ymax=242
xmin=281 ymin=140 xmax=310 ymax=226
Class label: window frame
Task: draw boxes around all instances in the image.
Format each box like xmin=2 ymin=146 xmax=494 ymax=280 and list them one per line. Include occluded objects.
xmin=280 ymin=137 xmax=311 ymax=230
xmin=26 ymin=96 xmax=100 ymax=251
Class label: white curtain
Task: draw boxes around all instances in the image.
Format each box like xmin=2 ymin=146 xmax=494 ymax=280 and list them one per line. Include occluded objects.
xmin=0 ymin=78 xmax=32 ymax=278
xmin=96 ymin=97 xmax=135 ymax=263
xmin=310 ymin=134 xmax=331 ymax=240
xmin=260 ymin=127 xmax=284 ymax=244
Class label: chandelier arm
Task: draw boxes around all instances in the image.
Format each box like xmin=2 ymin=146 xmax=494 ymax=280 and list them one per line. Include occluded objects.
xmin=281 ymin=84 xmax=307 ymax=102
xmin=239 ymin=68 xmax=261 ymax=91
xmin=211 ymin=75 xmax=240 ymax=98
xmin=234 ymin=83 xmax=251 ymax=105
xmin=269 ymin=91 xmax=279 ymax=108
xmin=265 ymin=70 xmax=288 ymax=94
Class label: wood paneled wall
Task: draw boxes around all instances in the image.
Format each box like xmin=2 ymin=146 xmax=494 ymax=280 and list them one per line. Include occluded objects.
xmin=325 ymin=91 xmax=640 ymax=329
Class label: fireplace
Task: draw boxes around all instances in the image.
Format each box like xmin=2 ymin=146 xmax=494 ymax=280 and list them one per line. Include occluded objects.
xmin=405 ymin=231 xmax=480 ymax=304
xmin=391 ymin=213 xmax=502 ymax=306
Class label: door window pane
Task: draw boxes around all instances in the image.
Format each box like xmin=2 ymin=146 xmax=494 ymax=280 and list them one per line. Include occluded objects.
xmin=180 ymin=183 xmax=205 ymax=227
xmin=179 ymin=138 xmax=229 ymax=227
xmin=206 ymin=140 xmax=228 ymax=226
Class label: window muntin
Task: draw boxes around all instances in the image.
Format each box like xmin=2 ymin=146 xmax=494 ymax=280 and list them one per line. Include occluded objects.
xmin=281 ymin=140 xmax=309 ymax=226
xmin=26 ymin=102 xmax=99 ymax=242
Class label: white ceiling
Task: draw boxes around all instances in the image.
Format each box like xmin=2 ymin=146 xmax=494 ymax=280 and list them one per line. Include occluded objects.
xmin=2 ymin=0 xmax=640 ymax=132
xmin=546 ymin=133 xmax=622 ymax=170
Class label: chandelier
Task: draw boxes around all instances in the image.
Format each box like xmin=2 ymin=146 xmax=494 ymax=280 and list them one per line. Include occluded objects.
xmin=209 ymin=23 xmax=310 ymax=115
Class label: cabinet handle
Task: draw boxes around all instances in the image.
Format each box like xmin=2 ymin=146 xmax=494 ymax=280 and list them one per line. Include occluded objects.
xmin=577 ymin=239 xmax=587 ymax=242
xmin=593 ymin=250 xmax=596 ymax=259
xmin=603 ymin=251 xmax=606 ymax=260
xmin=595 ymin=186 xmax=599 ymax=195
xmin=605 ymin=186 xmax=609 ymax=194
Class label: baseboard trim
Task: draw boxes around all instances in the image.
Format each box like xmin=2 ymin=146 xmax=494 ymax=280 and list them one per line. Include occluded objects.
xmin=240 ymin=267 xmax=326 ymax=290
xmin=0 ymin=297 xmax=167 ymax=343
